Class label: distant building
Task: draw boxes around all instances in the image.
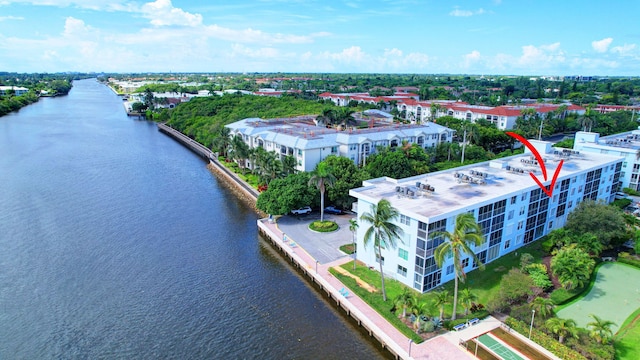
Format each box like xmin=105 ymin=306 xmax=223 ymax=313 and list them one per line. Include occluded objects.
xmin=574 ymin=129 xmax=640 ymax=191
xmin=350 ymin=140 xmax=622 ymax=293
xmin=225 ymin=116 xmax=455 ymax=172
xmin=0 ymin=86 xmax=29 ymax=96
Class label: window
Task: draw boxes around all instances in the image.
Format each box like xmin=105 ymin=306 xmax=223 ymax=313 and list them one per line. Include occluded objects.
xmin=517 ymin=221 xmax=523 ymax=230
xmin=397 ymin=265 xmax=407 ymax=277
xmin=400 ymin=214 xmax=411 ymax=226
xmin=461 ymin=258 xmax=470 ymax=268
xmin=446 ymin=264 xmax=454 ymax=275
xmin=376 ymin=254 xmax=385 ymax=265
xmin=508 ymin=210 xmax=514 ymax=220
xmin=398 ymin=248 xmax=409 ymax=261
xmin=504 ymin=240 xmax=511 ymax=249
xmin=511 ymin=196 xmax=517 ymax=204
xmin=331 ymin=146 xmax=338 ymax=153
xmin=519 ymin=206 xmax=525 ymax=216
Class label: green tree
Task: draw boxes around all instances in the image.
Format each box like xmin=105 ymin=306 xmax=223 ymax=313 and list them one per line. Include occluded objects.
xmin=349 ymin=218 xmax=358 ymax=270
xmin=360 ymin=199 xmax=404 ymax=301
xmin=459 ymin=288 xmax=477 ymax=316
xmin=564 ymin=200 xmax=627 ymax=248
xmin=530 ymin=297 xmax=555 ymax=319
xmin=587 ymin=314 xmax=616 ymax=344
xmin=256 ymin=172 xmax=315 ymax=215
xmin=308 ymin=162 xmax=336 ymax=222
xmin=230 ymin=135 xmax=250 ymax=174
xmin=393 ymin=287 xmax=415 ymax=318
xmin=432 ymin=213 xmax=484 ymax=320
xmin=364 ymin=149 xmax=413 ymax=179
xmin=322 ymin=155 xmax=369 ymax=209
xmin=551 ymin=244 xmax=595 ymax=290
xmin=211 ymin=126 xmax=231 ymax=157
xmin=433 ymin=290 xmax=450 ymax=320
xmin=546 ymin=317 xmax=578 ymax=344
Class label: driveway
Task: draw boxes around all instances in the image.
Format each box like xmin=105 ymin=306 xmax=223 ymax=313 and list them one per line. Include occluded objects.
xmin=276 ymin=212 xmax=356 ymax=264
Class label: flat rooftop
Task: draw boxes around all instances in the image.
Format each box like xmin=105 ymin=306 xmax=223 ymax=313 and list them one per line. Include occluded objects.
xmin=351 ymin=146 xmax=622 ymax=221
xmin=597 ymin=131 xmax=640 ymax=150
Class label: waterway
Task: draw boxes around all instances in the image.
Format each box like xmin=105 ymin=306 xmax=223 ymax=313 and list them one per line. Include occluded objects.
xmin=0 ymin=79 xmax=390 ymax=359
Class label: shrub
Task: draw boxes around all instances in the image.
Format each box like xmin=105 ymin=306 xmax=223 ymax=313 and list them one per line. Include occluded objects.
xmin=623 ymin=187 xmax=640 ymax=196
xmin=618 ymin=252 xmax=640 ymax=268
xmin=550 ymin=288 xmax=571 ymax=304
xmin=541 ymin=237 xmax=555 ymax=254
xmin=612 ymin=198 xmax=632 ymax=209
xmin=309 ymin=220 xmax=338 ymax=232
xmin=525 ymin=263 xmax=553 ymax=290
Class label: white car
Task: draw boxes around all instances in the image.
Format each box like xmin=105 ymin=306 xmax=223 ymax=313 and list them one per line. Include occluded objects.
xmin=291 ymin=206 xmax=312 ymax=215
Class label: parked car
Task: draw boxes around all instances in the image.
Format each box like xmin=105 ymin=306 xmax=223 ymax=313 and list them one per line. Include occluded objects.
xmin=324 ymin=206 xmax=343 ymax=215
xmin=291 ymin=206 xmax=312 ymax=215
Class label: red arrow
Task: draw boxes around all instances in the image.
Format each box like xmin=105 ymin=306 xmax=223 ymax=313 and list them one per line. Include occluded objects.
xmin=506 ymin=132 xmax=564 ymax=198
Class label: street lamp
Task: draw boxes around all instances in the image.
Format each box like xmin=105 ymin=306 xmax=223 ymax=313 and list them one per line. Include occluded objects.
xmin=315 ymin=260 xmax=319 ymax=274
xmin=529 ymin=309 xmax=536 ymax=339
xmin=408 ymin=339 xmax=413 ymax=357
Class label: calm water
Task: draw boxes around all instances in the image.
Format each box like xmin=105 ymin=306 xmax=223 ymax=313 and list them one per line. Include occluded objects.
xmin=0 ymin=79 xmax=389 ymax=359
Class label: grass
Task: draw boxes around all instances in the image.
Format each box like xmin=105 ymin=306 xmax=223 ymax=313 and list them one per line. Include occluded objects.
xmin=309 ymin=220 xmax=338 ymax=232
xmin=441 ymin=241 xmax=547 ymax=306
xmin=614 ymin=308 xmax=640 ymax=360
xmin=556 ymin=262 xmax=640 ymax=332
xmin=327 ymin=240 xmax=547 ymax=344
xmin=339 ymin=243 xmax=355 ymax=254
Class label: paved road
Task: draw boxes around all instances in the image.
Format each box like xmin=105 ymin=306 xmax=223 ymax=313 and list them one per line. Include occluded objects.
xmin=276 ymin=211 xmax=356 ymax=264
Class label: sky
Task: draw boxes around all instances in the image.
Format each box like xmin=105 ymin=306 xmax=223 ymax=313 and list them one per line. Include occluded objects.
xmin=0 ymin=0 xmax=639 ymax=76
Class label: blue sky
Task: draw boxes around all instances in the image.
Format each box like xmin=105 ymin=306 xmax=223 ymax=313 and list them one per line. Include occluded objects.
xmin=0 ymin=0 xmax=638 ymax=75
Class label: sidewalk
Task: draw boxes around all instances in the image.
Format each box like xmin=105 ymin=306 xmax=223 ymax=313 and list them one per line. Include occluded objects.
xmin=259 ymin=218 xmax=475 ymax=360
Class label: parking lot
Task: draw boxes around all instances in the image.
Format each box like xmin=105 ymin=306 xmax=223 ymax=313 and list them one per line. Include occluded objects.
xmin=276 ymin=211 xmax=356 ymax=264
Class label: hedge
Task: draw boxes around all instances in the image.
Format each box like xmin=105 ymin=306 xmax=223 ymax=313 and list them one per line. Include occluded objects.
xmin=504 ymin=317 xmax=586 ymax=360
xmin=618 ymin=252 xmax=640 ymax=269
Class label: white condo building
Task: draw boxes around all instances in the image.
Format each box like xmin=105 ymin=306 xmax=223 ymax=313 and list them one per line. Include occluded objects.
xmin=349 ymin=140 xmax=622 ymax=293
xmin=574 ymin=129 xmax=640 ymax=191
xmin=225 ymin=117 xmax=455 ymax=172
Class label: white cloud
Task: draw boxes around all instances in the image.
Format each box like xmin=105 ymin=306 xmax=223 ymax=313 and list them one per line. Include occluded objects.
xmin=592 ymin=37 xmax=613 ymax=53
xmin=231 ymin=44 xmax=279 ymax=59
xmin=141 ymin=0 xmax=202 ymax=27
xmin=0 ymin=15 xmax=24 ymax=21
xmin=449 ymin=7 xmax=486 ymax=17
xmin=462 ymin=50 xmax=481 ymax=68
xmin=611 ymin=43 xmax=637 ymax=56
xmin=518 ymin=42 xmax=564 ymax=67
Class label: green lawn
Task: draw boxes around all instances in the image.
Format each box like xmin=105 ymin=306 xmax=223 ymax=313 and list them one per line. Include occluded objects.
xmin=330 ymin=240 xmax=546 ymax=340
xmin=441 ymin=241 xmax=546 ymax=305
xmin=556 ymin=262 xmax=640 ymax=333
xmin=614 ymin=308 xmax=640 ymax=360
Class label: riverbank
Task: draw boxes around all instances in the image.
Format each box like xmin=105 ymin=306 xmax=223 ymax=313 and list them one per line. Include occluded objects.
xmin=157 ymin=123 xmax=492 ymax=359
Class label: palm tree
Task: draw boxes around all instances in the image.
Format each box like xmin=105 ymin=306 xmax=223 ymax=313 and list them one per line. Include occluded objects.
xmin=335 ymin=108 xmax=357 ymax=129
xmin=360 ymin=199 xmax=404 ymax=301
xmin=459 ymin=288 xmax=477 ymax=316
xmin=430 ymin=103 xmax=443 ymax=122
xmin=281 ymin=155 xmax=297 ymax=176
xmin=308 ymin=162 xmax=336 ymax=222
xmin=393 ymin=288 xmax=415 ymax=318
xmin=230 ymin=134 xmax=250 ymax=174
xmin=587 ymin=314 xmax=616 ymax=344
xmin=212 ymin=126 xmax=231 ymax=158
xmin=545 ymin=317 xmax=578 ymax=344
xmin=530 ymin=297 xmax=555 ymax=319
xmin=316 ymin=108 xmax=336 ymax=127
xmin=349 ymin=219 xmax=359 ymax=270
xmin=411 ymin=300 xmax=433 ymax=332
xmin=579 ymin=105 xmax=597 ymax=132
xmin=432 ymin=213 xmax=484 ymax=321
xmin=433 ymin=290 xmax=450 ymax=320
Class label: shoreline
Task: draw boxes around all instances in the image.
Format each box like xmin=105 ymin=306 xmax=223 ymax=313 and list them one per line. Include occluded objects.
xmin=157 ymin=123 xmax=492 ymax=360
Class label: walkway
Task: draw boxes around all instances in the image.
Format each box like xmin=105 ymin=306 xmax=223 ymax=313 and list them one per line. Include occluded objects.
xmin=259 ymin=218 xmax=475 ymax=360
